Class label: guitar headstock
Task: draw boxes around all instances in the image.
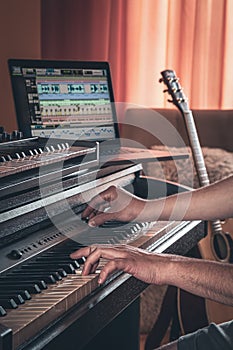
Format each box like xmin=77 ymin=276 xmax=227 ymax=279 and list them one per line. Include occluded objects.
xmin=159 ymin=69 xmax=190 ymax=114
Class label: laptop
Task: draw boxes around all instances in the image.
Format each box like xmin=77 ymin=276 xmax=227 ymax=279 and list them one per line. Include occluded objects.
xmin=8 ymin=59 xmax=185 ymax=165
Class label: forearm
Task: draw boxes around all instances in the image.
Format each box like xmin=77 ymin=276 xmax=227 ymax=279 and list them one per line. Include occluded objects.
xmin=143 ymin=175 xmax=233 ymax=222
xmin=161 ymin=254 xmax=233 ymax=306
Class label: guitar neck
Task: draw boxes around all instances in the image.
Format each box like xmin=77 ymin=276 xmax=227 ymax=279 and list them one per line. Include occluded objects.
xmin=182 ymin=110 xmax=223 ymax=233
xmin=182 ymin=110 xmax=209 ymax=187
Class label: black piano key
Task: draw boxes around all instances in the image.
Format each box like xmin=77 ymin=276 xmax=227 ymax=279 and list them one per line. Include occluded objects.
xmin=0 ymin=306 xmax=7 ymax=316
xmin=0 ymin=298 xmax=18 ymax=309
xmin=8 ymin=272 xmax=57 ymax=284
xmin=0 ymin=277 xmax=47 ymax=290
xmin=0 ymin=294 xmax=24 ymax=305
xmin=21 ymin=263 xmax=76 ymax=274
xmin=31 ymin=267 xmax=68 ymax=277
xmin=37 ymin=254 xmax=77 ymax=261
xmin=34 ymin=258 xmax=81 ymax=269
xmin=25 ymin=270 xmax=62 ymax=283
xmin=0 ymin=282 xmax=41 ymax=294
xmin=41 ymin=252 xmax=85 ymax=265
xmin=0 ymin=289 xmax=31 ymax=300
xmin=21 ymin=260 xmax=76 ymax=268
xmin=57 ymin=268 xmax=67 ymax=277
xmin=34 ymin=254 xmax=80 ymax=262
xmin=43 ymin=243 xmax=85 ymax=263
xmin=45 ymin=263 xmax=76 ymax=274
xmin=11 ymin=265 xmax=64 ymax=283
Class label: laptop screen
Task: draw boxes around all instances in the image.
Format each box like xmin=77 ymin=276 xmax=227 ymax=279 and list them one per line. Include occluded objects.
xmin=8 ymin=59 xmax=120 ymax=142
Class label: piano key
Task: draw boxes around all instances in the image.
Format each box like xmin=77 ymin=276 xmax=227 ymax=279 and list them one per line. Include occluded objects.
xmin=12 ymin=266 xmax=67 ymax=278
xmin=56 ymin=268 xmax=68 ymax=277
xmin=20 ymin=263 xmax=76 ymax=274
xmin=0 ymin=305 xmax=7 ymax=316
xmin=0 ymin=271 xmax=102 ymax=347
xmin=29 ymin=268 xmax=67 ymax=278
xmin=33 ymin=256 xmax=80 ymax=265
xmin=0 ymin=277 xmax=47 ymax=290
xmin=23 ymin=254 xmax=80 ymax=264
xmin=33 ymin=258 xmax=81 ymax=269
xmin=0 ymin=298 xmax=18 ymax=309
xmin=10 ymin=270 xmax=63 ymax=281
xmin=8 ymin=272 xmax=57 ymax=284
xmin=39 ymin=260 xmax=80 ymax=269
xmin=0 ymin=294 xmax=24 ymax=305
xmin=36 ymin=252 xmax=78 ymax=259
xmin=0 ymin=289 xmax=31 ymax=300
xmin=0 ymin=282 xmax=41 ymax=294
xmin=40 ymin=252 xmax=86 ymax=265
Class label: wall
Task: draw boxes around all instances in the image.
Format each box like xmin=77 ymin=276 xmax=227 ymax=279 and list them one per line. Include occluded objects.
xmin=0 ymin=0 xmax=41 ymax=132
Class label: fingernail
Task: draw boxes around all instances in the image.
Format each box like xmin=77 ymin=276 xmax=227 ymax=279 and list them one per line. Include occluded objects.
xmin=98 ymin=278 xmax=102 ymax=284
xmin=88 ymin=220 xmax=96 ymax=227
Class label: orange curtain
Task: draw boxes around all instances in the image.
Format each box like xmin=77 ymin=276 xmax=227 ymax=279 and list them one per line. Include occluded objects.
xmin=41 ymin=0 xmax=233 ymax=109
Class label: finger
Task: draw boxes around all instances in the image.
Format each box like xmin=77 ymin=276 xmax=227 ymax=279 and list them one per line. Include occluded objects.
xmin=88 ymin=212 xmax=117 ymax=227
xmin=70 ymin=246 xmax=93 ymax=260
xmin=81 ymin=186 xmax=117 ymax=219
xmin=87 ymin=203 xmax=110 ymax=220
xmin=82 ymin=202 xmax=100 ymax=220
xmin=98 ymin=258 xmax=127 ymax=284
xmin=90 ymin=261 xmax=100 ymax=274
xmin=80 ymin=245 xmax=127 ymax=275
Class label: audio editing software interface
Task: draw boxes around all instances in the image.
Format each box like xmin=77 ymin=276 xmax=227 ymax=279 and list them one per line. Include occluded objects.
xmin=10 ymin=65 xmax=116 ymax=141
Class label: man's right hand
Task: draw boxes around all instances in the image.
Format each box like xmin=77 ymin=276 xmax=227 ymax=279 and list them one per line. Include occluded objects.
xmin=81 ymin=185 xmax=146 ymax=227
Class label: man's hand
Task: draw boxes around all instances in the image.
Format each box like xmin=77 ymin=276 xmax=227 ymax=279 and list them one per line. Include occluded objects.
xmin=70 ymin=244 xmax=167 ymax=285
xmin=81 ymin=185 xmax=146 ymax=227
xmin=70 ymin=244 xmax=233 ymax=306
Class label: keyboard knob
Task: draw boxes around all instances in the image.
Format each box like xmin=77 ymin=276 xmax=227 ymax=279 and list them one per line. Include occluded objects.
xmin=7 ymin=249 xmax=23 ymax=260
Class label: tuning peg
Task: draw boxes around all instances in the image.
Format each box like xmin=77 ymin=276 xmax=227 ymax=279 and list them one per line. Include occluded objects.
xmin=159 ymin=78 xmax=164 ymax=83
xmin=163 ymin=89 xmax=168 ymax=93
xmin=167 ymin=99 xmax=173 ymax=103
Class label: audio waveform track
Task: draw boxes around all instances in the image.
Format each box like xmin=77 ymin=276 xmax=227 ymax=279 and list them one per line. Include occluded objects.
xmin=32 ymin=126 xmax=115 ymax=140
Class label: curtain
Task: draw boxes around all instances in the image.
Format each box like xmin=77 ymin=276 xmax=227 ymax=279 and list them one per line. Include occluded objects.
xmin=41 ymin=0 xmax=233 ymax=109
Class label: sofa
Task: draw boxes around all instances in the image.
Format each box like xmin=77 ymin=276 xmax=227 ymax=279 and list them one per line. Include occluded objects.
xmin=120 ymin=108 xmax=233 ymax=336
xmin=121 ymin=108 xmax=233 ymax=151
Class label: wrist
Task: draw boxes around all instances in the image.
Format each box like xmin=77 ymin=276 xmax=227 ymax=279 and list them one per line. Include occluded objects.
xmin=149 ymin=253 xmax=175 ymax=285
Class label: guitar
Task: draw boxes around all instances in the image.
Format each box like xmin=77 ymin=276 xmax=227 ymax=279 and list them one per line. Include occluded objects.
xmin=159 ymin=69 xmax=233 ymax=332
